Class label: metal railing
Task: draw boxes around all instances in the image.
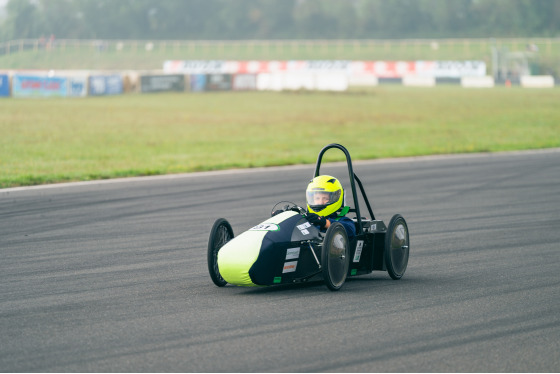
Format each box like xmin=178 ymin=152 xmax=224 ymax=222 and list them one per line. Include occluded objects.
xmin=1 ymin=37 xmax=558 ymax=57
xmin=1 ymin=38 xmax=558 ymax=78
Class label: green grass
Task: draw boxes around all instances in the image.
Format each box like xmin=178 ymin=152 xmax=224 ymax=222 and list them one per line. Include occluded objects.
xmin=1 ymin=86 xmax=559 ymax=188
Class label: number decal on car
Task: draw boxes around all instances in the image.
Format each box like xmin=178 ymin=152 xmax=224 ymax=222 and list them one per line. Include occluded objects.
xmin=249 ymin=223 xmax=280 ymax=231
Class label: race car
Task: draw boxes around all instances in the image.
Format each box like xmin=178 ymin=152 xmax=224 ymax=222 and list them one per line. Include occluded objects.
xmin=207 ymin=143 xmax=410 ymax=291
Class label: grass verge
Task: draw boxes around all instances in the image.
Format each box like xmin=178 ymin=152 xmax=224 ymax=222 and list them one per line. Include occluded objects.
xmin=1 ymin=86 xmax=559 ymax=188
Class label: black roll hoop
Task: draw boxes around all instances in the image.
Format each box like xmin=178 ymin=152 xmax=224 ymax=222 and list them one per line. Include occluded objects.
xmin=313 ymin=143 xmax=376 ymax=234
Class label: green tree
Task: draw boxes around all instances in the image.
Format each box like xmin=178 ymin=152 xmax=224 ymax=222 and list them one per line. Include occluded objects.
xmin=1 ymin=0 xmax=558 ymax=41
xmin=2 ymin=0 xmax=43 ymax=40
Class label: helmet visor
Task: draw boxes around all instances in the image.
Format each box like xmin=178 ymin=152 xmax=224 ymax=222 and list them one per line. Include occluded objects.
xmin=306 ymin=189 xmax=341 ymax=210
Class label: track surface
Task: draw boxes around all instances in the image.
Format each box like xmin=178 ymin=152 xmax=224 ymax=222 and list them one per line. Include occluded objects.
xmin=1 ymin=150 xmax=559 ymax=372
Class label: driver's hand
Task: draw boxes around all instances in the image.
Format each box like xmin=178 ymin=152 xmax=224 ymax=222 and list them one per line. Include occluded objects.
xmin=306 ymin=212 xmax=327 ymax=229
xmin=289 ymin=206 xmax=303 ymax=213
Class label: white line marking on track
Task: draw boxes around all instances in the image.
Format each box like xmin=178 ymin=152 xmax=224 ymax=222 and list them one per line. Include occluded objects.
xmin=2 ymin=148 xmax=559 ymax=193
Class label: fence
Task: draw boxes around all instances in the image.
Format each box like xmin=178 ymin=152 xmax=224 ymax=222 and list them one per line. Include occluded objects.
xmin=1 ymin=37 xmax=558 ymax=89
xmin=1 ymin=37 xmax=558 ymax=63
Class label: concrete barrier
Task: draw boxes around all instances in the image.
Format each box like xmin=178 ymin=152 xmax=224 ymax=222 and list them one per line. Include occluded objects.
xmin=256 ymin=73 xmax=348 ymax=91
xmin=461 ymin=76 xmax=495 ymax=88
xmin=256 ymin=73 xmax=283 ymax=91
xmin=520 ymin=75 xmax=555 ymax=88
xmin=402 ymin=75 xmax=436 ymax=87
xmin=315 ymin=73 xmax=348 ymax=91
xmin=282 ymin=73 xmax=315 ymax=91
xmin=348 ymin=74 xmax=379 ymax=87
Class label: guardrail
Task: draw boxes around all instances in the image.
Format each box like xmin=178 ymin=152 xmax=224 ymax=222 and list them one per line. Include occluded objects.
xmin=1 ymin=37 xmax=559 ymax=57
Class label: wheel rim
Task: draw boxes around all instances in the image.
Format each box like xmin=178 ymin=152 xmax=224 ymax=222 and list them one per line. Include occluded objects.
xmin=213 ymin=224 xmax=232 ymax=283
xmin=389 ymin=222 xmax=409 ymax=276
xmin=327 ymin=231 xmax=348 ymax=288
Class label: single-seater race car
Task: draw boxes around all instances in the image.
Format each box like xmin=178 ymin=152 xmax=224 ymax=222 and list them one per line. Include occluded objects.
xmin=207 ymin=143 xmax=410 ymax=291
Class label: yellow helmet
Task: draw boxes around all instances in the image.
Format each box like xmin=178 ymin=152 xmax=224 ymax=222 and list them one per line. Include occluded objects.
xmin=306 ymin=175 xmax=344 ymax=217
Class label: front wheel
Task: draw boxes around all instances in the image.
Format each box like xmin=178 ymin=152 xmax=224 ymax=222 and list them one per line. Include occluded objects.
xmin=207 ymin=218 xmax=234 ymax=287
xmin=384 ymin=214 xmax=410 ymax=280
xmin=321 ymin=222 xmax=350 ymax=291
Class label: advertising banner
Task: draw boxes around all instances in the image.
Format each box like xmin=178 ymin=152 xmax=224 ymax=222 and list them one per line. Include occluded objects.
xmin=232 ymin=74 xmax=257 ymax=91
xmin=413 ymin=61 xmax=487 ymax=78
xmin=165 ymin=60 xmax=486 ymax=78
xmin=68 ymin=76 xmax=88 ymax=97
xmin=164 ymin=60 xmax=226 ymax=74
xmin=205 ymin=74 xmax=232 ymax=91
xmin=352 ymin=61 xmax=416 ymax=78
xmin=190 ymin=74 xmax=207 ymax=92
xmin=12 ymin=75 xmax=68 ymax=98
xmin=140 ymin=74 xmax=185 ymax=93
xmin=0 ymin=74 xmax=9 ymax=97
xmin=89 ymin=75 xmax=123 ymax=96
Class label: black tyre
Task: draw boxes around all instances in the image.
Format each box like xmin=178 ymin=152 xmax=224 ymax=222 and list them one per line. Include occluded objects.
xmin=384 ymin=214 xmax=410 ymax=280
xmin=207 ymin=218 xmax=234 ymax=287
xmin=321 ymin=222 xmax=350 ymax=291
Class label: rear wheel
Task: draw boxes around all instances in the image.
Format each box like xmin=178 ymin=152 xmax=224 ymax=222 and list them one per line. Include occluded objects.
xmin=384 ymin=214 xmax=409 ymax=280
xmin=321 ymin=222 xmax=350 ymax=291
xmin=207 ymin=218 xmax=234 ymax=287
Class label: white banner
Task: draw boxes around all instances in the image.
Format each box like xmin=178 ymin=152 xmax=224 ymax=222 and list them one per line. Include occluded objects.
xmin=164 ymin=60 xmax=486 ymax=78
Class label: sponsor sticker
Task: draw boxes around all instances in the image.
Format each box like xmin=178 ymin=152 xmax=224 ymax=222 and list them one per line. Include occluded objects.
xmin=282 ymin=261 xmax=298 ymax=273
xmin=297 ymin=222 xmax=311 ymax=230
xmin=297 ymin=222 xmax=311 ymax=236
xmin=286 ymin=247 xmax=300 ymax=260
xmin=250 ymin=223 xmax=280 ymax=231
xmin=353 ymin=240 xmax=364 ymax=263
xmin=273 ymin=277 xmax=282 ymax=284
xmin=351 ymin=269 xmax=358 ymax=276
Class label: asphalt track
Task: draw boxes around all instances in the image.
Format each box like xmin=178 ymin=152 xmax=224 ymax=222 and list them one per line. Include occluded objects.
xmin=1 ymin=149 xmax=559 ymax=372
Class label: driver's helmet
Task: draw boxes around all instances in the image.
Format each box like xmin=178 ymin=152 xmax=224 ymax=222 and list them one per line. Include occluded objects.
xmin=306 ymin=175 xmax=344 ymax=217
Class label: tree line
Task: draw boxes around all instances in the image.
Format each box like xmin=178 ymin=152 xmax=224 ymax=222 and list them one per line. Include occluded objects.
xmin=1 ymin=0 xmax=559 ymax=42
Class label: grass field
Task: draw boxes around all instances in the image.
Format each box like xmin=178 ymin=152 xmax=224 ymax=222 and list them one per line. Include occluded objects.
xmin=1 ymin=86 xmax=559 ymax=188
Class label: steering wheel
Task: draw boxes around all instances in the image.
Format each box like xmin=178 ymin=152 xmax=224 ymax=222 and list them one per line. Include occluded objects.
xmin=271 ymin=201 xmax=306 ymax=216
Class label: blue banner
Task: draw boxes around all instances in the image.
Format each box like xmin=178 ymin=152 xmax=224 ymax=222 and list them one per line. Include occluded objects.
xmin=68 ymin=77 xmax=88 ymax=97
xmin=12 ymin=75 xmax=68 ymax=98
xmin=0 ymin=74 xmax=9 ymax=97
xmin=190 ymin=74 xmax=207 ymax=92
xmin=89 ymin=75 xmax=123 ymax=96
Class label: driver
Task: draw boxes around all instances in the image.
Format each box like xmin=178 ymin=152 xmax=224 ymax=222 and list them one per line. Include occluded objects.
xmin=305 ymin=175 xmax=356 ymax=240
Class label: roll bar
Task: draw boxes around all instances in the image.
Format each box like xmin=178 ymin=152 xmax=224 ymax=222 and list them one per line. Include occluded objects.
xmin=313 ymin=143 xmax=376 ymax=234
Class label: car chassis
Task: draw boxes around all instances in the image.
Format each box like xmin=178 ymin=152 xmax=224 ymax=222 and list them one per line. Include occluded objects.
xmin=208 ymin=143 xmax=410 ymax=291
